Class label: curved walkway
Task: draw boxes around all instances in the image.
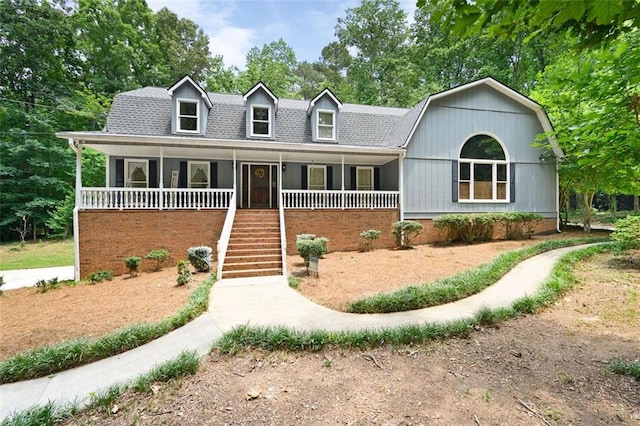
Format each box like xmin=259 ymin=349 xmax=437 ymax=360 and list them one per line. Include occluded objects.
xmin=0 ymin=245 xmax=585 ymax=421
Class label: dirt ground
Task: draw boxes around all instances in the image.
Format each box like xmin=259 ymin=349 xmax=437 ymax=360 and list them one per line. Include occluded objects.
xmin=2 ymin=232 xmax=638 ymax=424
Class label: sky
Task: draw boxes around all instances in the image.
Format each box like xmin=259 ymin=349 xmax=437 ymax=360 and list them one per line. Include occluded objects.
xmin=146 ymin=0 xmax=417 ymax=70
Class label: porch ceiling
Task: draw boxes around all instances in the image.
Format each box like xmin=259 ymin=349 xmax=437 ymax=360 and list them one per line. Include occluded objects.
xmin=80 ymin=140 xmax=401 ymax=166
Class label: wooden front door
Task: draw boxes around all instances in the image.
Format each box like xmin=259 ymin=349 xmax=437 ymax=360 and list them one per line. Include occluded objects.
xmin=250 ymin=165 xmax=270 ymax=207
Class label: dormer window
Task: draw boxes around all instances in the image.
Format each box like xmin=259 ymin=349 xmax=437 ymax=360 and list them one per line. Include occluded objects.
xmin=317 ymin=110 xmax=335 ymax=140
xmin=251 ymin=105 xmax=271 ymax=137
xmin=177 ymin=99 xmax=199 ymax=133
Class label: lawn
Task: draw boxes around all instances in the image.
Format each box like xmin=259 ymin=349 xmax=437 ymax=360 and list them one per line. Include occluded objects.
xmin=0 ymin=239 xmax=74 ymax=271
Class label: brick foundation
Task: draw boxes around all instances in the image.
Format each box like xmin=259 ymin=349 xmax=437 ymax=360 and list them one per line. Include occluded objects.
xmin=78 ymin=210 xmax=226 ymax=278
xmin=284 ymin=209 xmax=400 ymax=253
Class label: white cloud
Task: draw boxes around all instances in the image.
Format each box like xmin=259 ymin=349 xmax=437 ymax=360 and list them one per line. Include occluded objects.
xmin=210 ymin=27 xmax=255 ymax=69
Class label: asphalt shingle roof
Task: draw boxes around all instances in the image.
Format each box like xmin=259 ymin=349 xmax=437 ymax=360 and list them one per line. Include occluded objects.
xmin=105 ymin=87 xmax=419 ymax=149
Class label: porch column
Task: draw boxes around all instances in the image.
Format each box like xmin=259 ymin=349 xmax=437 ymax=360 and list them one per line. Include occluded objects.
xmin=159 ymin=147 xmax=164 ymax=210
xmin=341 ymin=155 xmax=345 ymax=210
xmin=72 ymin=140 xmax=82 ymax=207
xmin=69 ymin=138 xmax=82 ymax=281
xmin=398 ymin=152 xmax=404 ymax=220
xmin=105 ymin=155 xmax=109 ymax=187
xmin=278 ymin=153 xmax=283 ymax=206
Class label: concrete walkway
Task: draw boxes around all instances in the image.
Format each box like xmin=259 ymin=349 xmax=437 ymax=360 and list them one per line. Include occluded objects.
xmin=0 ymin=245 xmax=586 ymax=421
xmin=1 ymin=266 xmax=74 ymax=291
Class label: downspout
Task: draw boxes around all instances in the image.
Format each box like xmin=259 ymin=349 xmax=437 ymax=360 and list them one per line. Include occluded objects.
xmin=68 ymin=138 xmax=81 ymax=282
xmin=556 ymin=157 xmax=561 ymax=233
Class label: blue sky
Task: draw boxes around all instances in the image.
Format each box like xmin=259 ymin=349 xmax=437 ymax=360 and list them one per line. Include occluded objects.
xmin=146 ymin=0 xmax=417 ymax=70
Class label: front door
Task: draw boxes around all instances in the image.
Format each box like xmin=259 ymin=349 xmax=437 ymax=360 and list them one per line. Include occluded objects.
xmin=250 ymin=164 xmax=270 ymax=208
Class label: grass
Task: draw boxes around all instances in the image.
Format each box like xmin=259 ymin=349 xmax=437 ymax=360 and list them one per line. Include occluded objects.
xmin=214 ymin=243 xmax=615 ymax=354
xmin=1 ymin=351 xmax=200 ymax=426
xmin=347 ymin=237 xmax=607 ymax=314
xmin=608 ymin=359 xmax=640 ymax=379
xmin=0 ymin=239 xmax=74 ymax=271
xmin=0 ymin=276 xmax=214 ymax=384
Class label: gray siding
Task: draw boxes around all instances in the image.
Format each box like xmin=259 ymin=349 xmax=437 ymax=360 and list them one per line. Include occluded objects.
xmin=310 ymin=96 xmax=339 ymax=142
xmin=171 ymin=84 xmax=208 ymax=135
xmin=403 ymin=85 xmax=557 ymax=218
xmin=244 ymin=89 xmax=276 ymax=139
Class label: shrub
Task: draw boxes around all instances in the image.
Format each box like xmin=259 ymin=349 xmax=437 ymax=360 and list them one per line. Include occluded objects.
xmin=124 ymin=256 xmax=142 ymax=276
xmin=392 ymin=221 xmax=423 ymax=249
xmin=176 ymin=260 xmax=191 ymax=286
xmin=433 ymin=214 xmax=498 ymax=243
xmin=86 ymin=270 xmax=113 ymax=284
xmin=35 ymin=277 xmax=60 ymax=293
xmin=360 ymin=229 xmax=381 ymax=251
xmin=187 ymin=246 xmax=212 ymax=272
xmin=500 ymin=212 xmax=543 ymax=240
xmin=145 ymin=249 xmax=169 ymax=271
xmin=611 ymin=215 xmax=640 ymax=248
xmin=296 ymin=235 xmax=329 ymax=272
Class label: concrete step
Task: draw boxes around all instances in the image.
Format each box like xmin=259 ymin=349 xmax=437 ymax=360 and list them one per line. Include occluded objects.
xmin=222 ymin=267 xmax=283 ymax=279
xmin=225 ymin=254 xmax=282 ymax=263
xmin=223 ymin=260 xmax=282 ymax=272
xmin=227 ymin=242 xmax=281 ymax=250
xmin=229 ymin=232 xmax=280 ymax=239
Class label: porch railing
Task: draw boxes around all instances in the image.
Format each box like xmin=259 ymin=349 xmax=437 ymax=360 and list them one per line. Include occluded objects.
xmin=217 ymin=192 xmax=237 ymax=279
xmin=80 ymin=188 xmax=233 ymax=210
xmin=282 ymin=190 xmax=399 ymax=210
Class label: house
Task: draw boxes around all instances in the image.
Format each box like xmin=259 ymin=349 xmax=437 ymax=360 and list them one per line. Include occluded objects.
xmin=57 ymin=76 xmax=562 ymax=280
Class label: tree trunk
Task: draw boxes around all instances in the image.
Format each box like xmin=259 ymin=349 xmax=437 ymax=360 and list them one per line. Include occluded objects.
xmin=582 ymin=192 xmax=595 ymax=233
xmin=609 ymin=194 xmax=617 ymax=220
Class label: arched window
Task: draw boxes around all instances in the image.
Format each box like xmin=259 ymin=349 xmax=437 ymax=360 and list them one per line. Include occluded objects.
xmin=459 ymin=135 xmax=509 ymax=201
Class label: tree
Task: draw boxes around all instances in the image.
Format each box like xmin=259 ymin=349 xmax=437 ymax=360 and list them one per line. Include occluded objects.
xmin=423 ymin=0 xmax=640 ymax=49
xmin=530 ymin=32 xmax=640 ymax=230
xmin=237 ymin=38 xmax=299 ymax=98
xmin=154 ymin=7 xmax=213 ymax=84
xmin=334 ymin=0 xmax=411 ymax=106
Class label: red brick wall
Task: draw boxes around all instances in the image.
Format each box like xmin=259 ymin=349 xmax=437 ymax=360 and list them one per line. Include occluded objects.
xmin=284 ymin=209 xmax=400 ymax=253
xmin=78 ymin=210 xmax=226 ymax=278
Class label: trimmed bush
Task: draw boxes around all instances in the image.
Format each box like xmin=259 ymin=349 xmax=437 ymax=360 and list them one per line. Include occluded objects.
xmin=87 ymin=270 xmax=113 ymax=284
xmin=145 ymin=249 xmax=169 ymax=271
xmin=176 ymin=260 xmax=191 ymax=286
xmin=433 ymin=212 xmax=543 ymax=243
xmin=360 ymin=229 xmax=381 ymax=251
xmin=392 ymin=220 xmax=423 ymax=249
xmin=187 ymin=246 xmax=212 ymax=272
xmin=124 ymin=256 xmax=142 ymax=276
xmin=296 ymin=235 xmax=329 ymax=272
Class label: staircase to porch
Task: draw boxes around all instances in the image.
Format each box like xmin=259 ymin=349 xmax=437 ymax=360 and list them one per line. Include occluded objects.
xmin=222 ymin=209 xmax=283 ymax=279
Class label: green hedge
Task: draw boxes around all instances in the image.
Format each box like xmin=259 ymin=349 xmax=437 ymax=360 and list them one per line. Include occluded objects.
xmin=433 ymin=212 xmax=543 ymax=243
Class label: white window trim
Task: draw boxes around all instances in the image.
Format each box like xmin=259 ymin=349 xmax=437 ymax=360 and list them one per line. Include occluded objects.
xmin=316 ymin=109 xmax=335 ymax=141
xmin=250 ymin=104 xmax=272 ymax=137
xmin=356 ymin=166 xmax=374 ymax=191
xmin=458 ymin=159 xmax=510 ymax=203
xmin=124 ymin=159 xmax=149 ymax=188
xmin=177 ymin=98 xmax=200 ymax=133
xmin=188 ymin=161 xmax=209 ymax=188
xmin=308 ymin=165 xmax=327 ymax=190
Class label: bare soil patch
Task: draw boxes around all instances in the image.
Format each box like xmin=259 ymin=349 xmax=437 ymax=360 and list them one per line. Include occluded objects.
xmin=67 ymin=250 xmax=639 ymax=425
xmin=0 ymin=269 xmax=209 ymax=360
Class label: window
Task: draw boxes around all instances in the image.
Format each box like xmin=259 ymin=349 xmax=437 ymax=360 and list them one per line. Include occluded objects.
xmin=188 ymin=162 xmax=209 ymax=188
xmin=125 ymin=159 xmax=148 ymax=188
xmin=308 ymin=165 xmax=326 ymax=190
xmin=251 ymin=105 xmax=271 ymax=137
xmin=177 ymin=99 xmax=199 ymax=133
xmin=356 ymin=167 xmax=373 ymax=191
xmin=459 ymin=134 xmax=508 ymax=201
xmin=317 ymin=110 xmax=335 ymax=140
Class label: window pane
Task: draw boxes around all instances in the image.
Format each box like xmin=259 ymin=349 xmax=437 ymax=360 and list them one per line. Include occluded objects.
xmin=357 ymin=168 xmax=372 ymax=190
xmin=253 ymin=107 xmax=268 ymax=121
xmin=460 ymin=135 xmax=506 ymax=160
xmin=459 ymin=182 xmax=470 ymax=199
xmin=497 ymin=164 xmax=507 ymax=181
xmin=253 ymin=121 xmax=269 ymax=135
xmin=474 ymin=182 xmax=493 ymax=199
xmin=127 ymin=161 xmax=147 ymax=188
xmin=190 ymin=164 xmax=209 ymax=188
xmin=319 ymin=112 xmax=333 ymax=125
xmin=460 ymin=162 xmax=471 ymax=180
xmin=497 ymin=183 xmax=507 ymax=200
xmin=318 ymin=126 xmax=333 ymax=139
xmin=180 ymin=102 xmax=197 ymax=116
xmin=309 ymin=167 xmax=325 ymax=188
xmin=180 ymin=117 xmax=197 ymax=131
xmin=474 ymin=163 xmax=492 ymax=181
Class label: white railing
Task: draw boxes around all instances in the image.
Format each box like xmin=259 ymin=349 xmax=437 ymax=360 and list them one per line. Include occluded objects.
xmin=80 ymin=188 xmax=233 ymax=210
xmin=217 ymin=192 xmax=237 ymax=279
xmin=281 ymin=190 xmax=399 ymax=210
xmin=279 ymin=193 xmax=287 ymax=276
